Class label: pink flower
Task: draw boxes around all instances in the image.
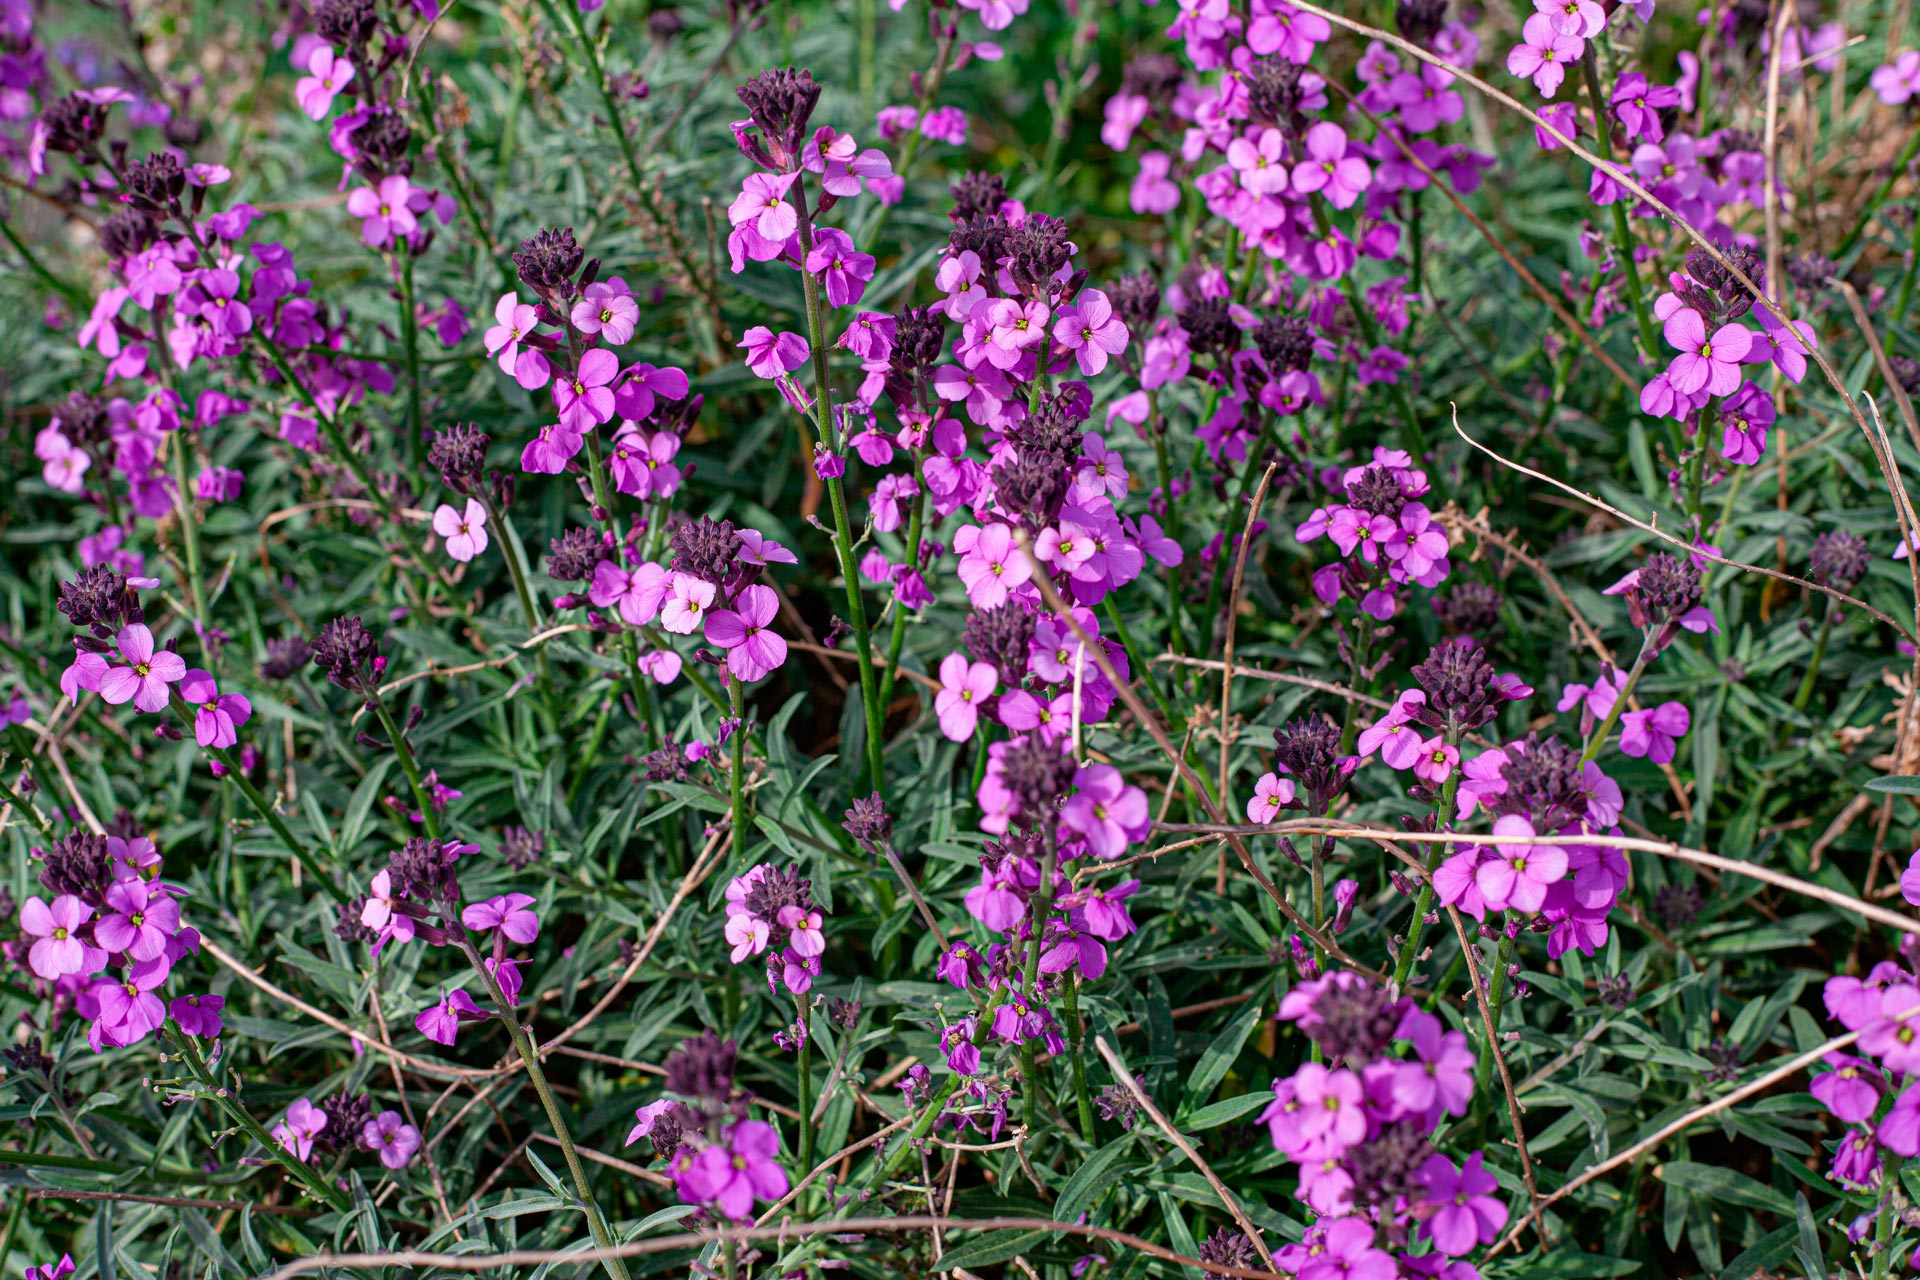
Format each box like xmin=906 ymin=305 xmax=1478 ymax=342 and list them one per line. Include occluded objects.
xmin=570 ymin=281 xmax=639 ymax=346
xmin=1051 ymin=290 xmax=1130 ymax=376
xmin=591 ymin=559 xmax=670 ymax=627
xmin=611 ymin=428 xmax=684 ymax=500
xmin=462 ymin=893 xmax=540 ymax=943
xmin=21 ymin=894 xmax=104 ymax=979
xmin=483 ymin=293 xmax=543 ymax=384
xmin=91 ymin=964 xmax=168 ymax=1049
xmin=553 ymin=348 xmax=619 ymax=430
xmin=1811 ymin=1053 xmax=1886 ymax=1124
xmin=920 ymin=106 xmax=968 ymax=144
xmin=1413 ymin=736 xmax=1458 ymax=784
xmin=98 ymin=623 xmax=186 ymax=713
xmin=1246 ymin=772 xmax=1296 ymax=823
xmin=294 ymin=46 xmax=354 ymax=119
xmin=362 ymin=1110 xmax=422 ymax=1169
xmin=955 ymin=523 xmax=1032 ymax=608
xmin=272 ymin=1098 xmax=327 ymax=1160
xmin=1506 ymin=13 xmax=1583 ymax=97
xmin=345 ymin=175 xmax=417 ymax=248
xmin=805 ymin=227 xmax=877 ymax=308
xmin=1060 ymin=762 xmax=1150 ymax=858
xmin=170 ymin=992 xmax=225 ymax=1039
xmin=1662 ymin=307 xmax=1753 ymax=397
xmin=740 ymin=326 xmax=810 ymax=380
xmin=1619 ymin=701 xmax=1689 ymax=762
xmin=1290 ymin=122 xmax=1370 ymax=209
xmin=1130 ymin=151 xmax=1182 ymax=215
xmin=433 ymin=497 xmax=491 ymax=562
xmin=675 ymin=1119 xmax=789 ymax=1221
xmin=1873 ymin=50 xmax=1920 ymax=105
xmin=705 ymin=585 xmax=788 ymax=682
xmin=1903 ymin=850 xmax=1920 ymax=907
xmin=95 ymin=878 xmax=180 ymax=962
xmin=1417 ymin=1152 xmax=1509 ymax=1255
xmin=984 ymin=298 xmax=1050 ymax=368
xmin=727 ymin=171 xmax=800 ymax=242
xmin=415 ymin=988 xmax=490 ymax=1046
xmin=179 ymin=668 xmax=252 ymax=748
xmin=1247 ymin=1 xmax=1331 ymax=63
xmin=1534 ymin=0 xmax=1604 ymax=37
xmin=659 ymin=573 xmax=716 ymax=634
xmin=1475 ymin=814 xmax=1567 ymax=913
xmin=935 ymin=653 xmax=997 ymax=742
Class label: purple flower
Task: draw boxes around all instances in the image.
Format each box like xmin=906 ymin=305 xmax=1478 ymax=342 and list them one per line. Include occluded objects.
xmin=98 ymin=623 xmax=187 ymax=713
xmin=433 ymin=498 xmax=491 ymax=563
xmin=1831 ymin=1128 xmax=1883 ymax=1189
xmin=675 ymin=1119 xmax=790 ymax=1220
xmin=24 ymin=1257 xmax=75 ymax=1280
xmin=415 ymin=988 xmax=490 ymax=1046
xmin=294 ymin=45 xmax=353 ymax=119
xmin=727 ymin=171 xmax=799 ymax=243
xmin=272 ymin=1098 xmax=327 ymax=1160
xmin=935 ymin=653 xmax=997 ymax=742
xmin=362 ymin=1109 xmax=423 ymax=1169
xmin=554 ymin=348 xmax=620 ymax=431
xmin=1611 ymin=72 xmax=1679 ymax=143
xmin=1296 ymin=1216 xmax=1393 ymax=1280
xmin=1291 ymin=122 xmax=1370 ymax=209
xmin=21 ymin=894 xmax=104 ymax=979
xmin=1811 ymin=1053 xmax=1886 ymax=1124
xmin=1246 ymin=772 xmax=1296 ymax=823
xmin=1506 ymin=14 xmax=1582 ymax=97
xmin=1476 ymin=814 xmax=1567 ymax=913
xmin=1395 ymin=1008 xmax=1475 ymax=1118
xmin=462 ymin=893 xmax=540 ymax=943
xmin=1059 ymin=763 xmax=1150 ymax=859
xmin=1534 ymin=0 xmax=1603 ymax=37
xmin=194 ymin=465 xmax=245 ymax=502
xmin=1662 ymin=307 xmax=1753 ymax=397
xmin=1051 ymin=290 xmax=1130 ymax=376
xmin=1872 ymin=50 xmax=1920 ymax=105
xmin=804 ymin=227 xmax=877 ymax=308
xmin=570 ymin=280 xmax=638 ymax=345
xmin=90 ymin=964 xmax=169 ymax=1050
xmin=1417 ymin=1151 xmax=1509 ymax=1255
xmin=180 ymin=668 xmax=252 ymax=748
xmin=346 ymin=175 xmax=417 ymax=248
xmin=955 ymin=523 xmax=1033 ymax=609
xmin=169 ymin=993 xmax=225 ymax=1039
xmin=1130 ymin=151 xmax=1182 ymax=215
xmin=1902 ymin=850 xmax=1920 ymax=907
xmin=1619 ymin=701 xmax=1689 ymax=763
xmin=740 ymin=326 xmax=810 ymax=380
xmin=919 ymin=106 xmax=968 ymax=145
xmin=95 ymin=877 xmax=180 ymax=962
xmin=704 ymin=585 xmax=788 ymax=682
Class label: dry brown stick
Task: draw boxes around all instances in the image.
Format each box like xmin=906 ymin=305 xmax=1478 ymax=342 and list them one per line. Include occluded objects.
xmin=788 ymin=639 xmax=943 ymax=690
xmin=370 ymin=983 xmax=460 ymax=1227
xmin=200 ymin=937 xmax=497 ymax=1080
xmin=532 ymin=1132 xmax=674 ymax=1187
xmin=1165 ymin=819 xmax=1920 ymax=937
xmin=1764 ymin=2 xmax=1790 ymax=320
xmin=1440 ymin=903 xmax=1543 ymax=1236
xmin=1448 ymin=408 xmax=1916 ymax=641
xmin=1015 ymin=536 xmax=1377 ymax=975
xmin=1219 ymin=463 xmax=1281 ymax=825
xmin=751 ymin=1111 xmax=918 ymax=1226
xmin=1158 ymin=654 xmax=1393 ymax=710
xmin=251 ymin=1215 xmax=1283 ymax=1280
xmin=1093 ymin=1036 xmax=1271 ymax=1258
xmin=1483 ymin=1029 xmax=1864 ymax=1257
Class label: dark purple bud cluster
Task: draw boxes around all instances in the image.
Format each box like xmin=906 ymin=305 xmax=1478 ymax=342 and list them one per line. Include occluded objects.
xmin=734 ymin=67 xmax=821 ymax=168
xmin=964 ymin=603 xmax=1038 ymax=688
xmin=311 ymin=615 xmax=382 ymax=695
xmin=513 ymin=227 xmax=586 ymax=297
xmin=428 ymin=424 xmax=490 ymax=494
xmin=1809 ymin=529 xmax=1871 ymax=592
xmin=842 ymin=793 xmax=893 ymax=851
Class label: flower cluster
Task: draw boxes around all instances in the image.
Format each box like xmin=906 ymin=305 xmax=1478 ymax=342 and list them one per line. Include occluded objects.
xmin=622 ymin=1030 xmax=792 ymax=1221
xmin=272 ymin=1091 xmax=422 ymax=1171
xmin=724 ymin=862 xmax=829 ymax=996
xmin=1297 ymin=448 xmax=1452 ymax=621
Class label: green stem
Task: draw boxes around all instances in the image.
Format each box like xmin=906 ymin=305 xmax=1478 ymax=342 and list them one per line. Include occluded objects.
xmin=1393 ymin=758 xmax=1462 ymax=990
xmin=462 ymin=939 xmax=631 ymax=1280
xmin=1038 ymin=0 xmax=1102 ymax=195
xmin=728 ymin=677 xmax=750 ymax=855
xmin=795 ymin=994 xmax=814 ymax=1177
xmin=167 ymin=415 xmax=209 ymax=657
xmin=1579 ymin=51 xmax=1658 ymax=360
xmin=877 ymin=455 xmax=928 ymax=716
xmin=1686 ymin=403 xmax=1718 ymax=521
xmin=1579 ymin=634 xmax=1655 ymax=766
xmin=0 ymin=215 xmax=86 ymax=306
xmin=370 ymin=695 xmax=443 ymax=841
xmin=1792 ymin=600 xmax=1837 ymax=713
xmin=1897 ymin=200 xmax=1920 ymax=323
xmin=397 ymin=251 xmax=426 ymax=473
xmin=167 ymin=1026 xmax=352 ymax=1213
xmin=1475 ymin=928 xmax=1517 ymax=1094
xmin=1063 ymin=973 xmax=1098 ymax=1140
xmin=0 ymin=771 xmax=51 ymax=839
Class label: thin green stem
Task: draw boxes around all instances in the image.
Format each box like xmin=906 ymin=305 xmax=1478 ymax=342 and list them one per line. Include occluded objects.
xmin=370 ymin=695 xmax=443 ymax=841
xmin=167 ymin=1026 xmax=352 ymax=1213
xmin=1579 ymin=52 xmax=1658 ymax=360
xmin=0 ymin=215 xmax=86 ymax=306
xmin=1792 ymin=600 xmax=1838 ymax=713
xmin=795 ymin=994 xmax=814 ymax=1177
xmin=1063 ymin=973 xmax=1097 ymax=1140
xmin=461 ymin=938 xmax=631 ymax=1280
xmin=0 ymin=771 xmax=51 ymax=839
xmin=877 ymin=455 xmax=928 ymax=716
xmin=1393 ymin=759 xmax=1462 ymax=989
xmin=397 ymin=251 xmax=426 ymax=472
xmin=728 ymin=678 xmax=750 ymax=857
xmin=1579 ymin=634 xmax=1654 ymax=766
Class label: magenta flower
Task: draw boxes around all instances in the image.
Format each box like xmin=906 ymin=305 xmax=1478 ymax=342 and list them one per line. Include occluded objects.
xmin=611 ymin=428 xmax=684 ymax=500
xmin=462 ymin=893 xmax=540 ymax=943
xmin=984 ymin=298 xmax=1051 ymax=370
xmin=1475 ymin=814 xmax=1568 ymax=913
xmin=96 ymin=877 xmax=181 ymax=962
xmin=591 ymin=559 xmax=670 ymax=627
xmin=727 ymin=171 xmax=799 ymax=243
xmin=21 ymin=894 xmax=104 ymax=980
xmin=1246 ymin=1 xmax=1331 ymax=63
xmin=1385 ymin=504 xmax=1448 ymax=577
xmin=802 ymin=127 xmax=895 ymax=196
xmin=1417 ymin=1151 xmax=1509 ymax=1255
xmin=169 ymin=992 xmax=225 ymax=1039
xmin=955 ymin=522 xmax=1033 ymax=608
xmin=1535 ymin=0 xmax=1604 ymax=36
xmin=1060 ymin=762 xmax=1150 ymax=858
xmin=1246 ymin=771 xmax=1296 ymax=823
xmin=804 ymin=227 xmax=877 ymax=308
xmin=625 ymin=1099 xmax=678 ymax=1148
xmin=271 ymin=1098 xmax=327 ymax=1160
xmin=346 ymin=175 xmax=417 ymax=248
xmin=433 ymin=498 xmax=491 ymax=563
xmin=1130 ymin=150 xmax=1182 ymax=215
xmin=704 ymin=584 xmax=788 ymax=682
xmin=98 ymin=623 xmax=186 ymax=713
xmin=553 ymin=348 xmax=619 ymax=431
xmin=1297 ymin=1217 xmax=1394 ymax=1280
xmin=1873 ymin=50 xmax=1920 ymax=105
xmin=1611 ymin=72 xmax=1680 ymax=143
xmin=294 ymin=45 xmax=353 ymax=119
xmin=180 ymin=668 xmax=253 ymax=748
xmin=675 ymin=1119 xmax=790 ymax=1220
xmin=1290 ymin=122 xmax=1370 ymax=209
xmin=659 ymin=573 xmax=716 ymax=634
xmin=570 ymin=281 xmax=638 ymax=346
xmin=1506 ymin=14 xmax=1583 ymax=97
xmin=415 ymin=988 xmax=490 ymax=1046
xmin=740 ymin=327 xmax=810 ymax=380
xmin=1902 ymin=850 xmax=1920 ymax=907
xmin=935 ymin=653 xmax=997 ymax=742
xmin=920 ymin=105 xmax=968 ymax=144
xmin=1051 ymin=289 xmax=1130 ymax=376
xmin=1619 ymin=701 xmax=1689 ymax=763
xmin=23 ymin=1257 xmax=75 ymax=1280
xmin=91 ymin=964 xmax=168 ymax=1050
xmin=1395 ymin=1008 xmax=1476 ymax=1117
xmin=362 ymin=1110 xmax=423 ymax=1169
xmin=484 ymin=293 xmax=544 ymax=383
xmin=1290 ymin=1062 xmax=1368 ymax=1151
xmin=1812 ymin=1053 xmax=1886 ymax=1124
xmin=1662 ymin=307 xmax=1753 ymax=397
